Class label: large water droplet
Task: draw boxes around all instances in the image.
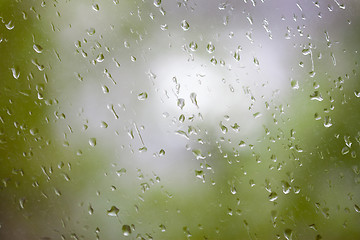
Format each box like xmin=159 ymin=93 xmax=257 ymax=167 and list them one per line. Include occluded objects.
xmin=268 ymin=192 xmax=278 ymax=201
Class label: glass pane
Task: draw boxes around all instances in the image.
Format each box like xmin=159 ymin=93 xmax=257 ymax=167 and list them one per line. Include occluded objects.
xmin=1 ymin=0 xmax=359 ymax=239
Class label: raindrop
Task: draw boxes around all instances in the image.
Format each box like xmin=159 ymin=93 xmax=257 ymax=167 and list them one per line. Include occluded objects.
xmin=138 ymin=92 xmax=148 ymax=100
xmin=181 ymin=20 xmax=190 ymax=31
xmin=323 ymin=116 xmax=332 ymax=128
xmin=102 ymin=85 xmax=109 ymax=94
xmin=5 ymin=20 xmax=14 ymax=30
xmin=206 ymin=42 xmax=215 ymax=53
xmin=96 ymin=53 xmax=105 ymax=62
xmin=159 ymin=224 xmax=166 ymax=232
xmin=284 ymin=229 xmax=293 ymax=240
xmin=290 ymin=80 xmax=299 ymax=89
xmin=130 ymin=56 xmax=136 ymax=62
xmin=92 ymin=3 xmax=99 ymax=11
xmin=355 ymin=204 xmax=360 ymax=213
xmin=341 ymin=147 xmax=349 ymax=155
xmin=122 ymin=225 xmax=131 ymax=236
xmin=100 ymin=121 xmax=108 ymax=128
xmin=281 ymin=181 xmax=291 ymax=194
xmin=107 ymin=206 xmax=119 ymax=216
xmin=116 ymin=168 xmax=127 ymax=176
xmin=190 ymin=92 xmax=198 ymax=107
xmin=189 ymin=41 xmax=198 ymax=51
xmin=310 ymin=91 xmax=323 ymax=101
xmin=89 ymin=138 xmax=97 ymax=147
xmin=177 ymin=98 xmax=185 ymax=109
xmin=33 ymin=44 xmax=43 ymax=53
xmin=10 ymin=67 xmax=20 ymax=79
xmin=159 ymin=149 xmax=165 ymax=156
xmin=30 ymin=128 xmax=39 ymax=135
xmin=268 ymin=192 xmax=278 ymax=201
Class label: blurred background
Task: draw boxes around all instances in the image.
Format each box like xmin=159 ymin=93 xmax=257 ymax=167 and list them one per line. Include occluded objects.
xmin=0 ymin=0 xmax=360 ymax=239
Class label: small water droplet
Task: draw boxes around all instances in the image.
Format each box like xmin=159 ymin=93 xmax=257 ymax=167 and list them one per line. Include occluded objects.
xmin=159 ymin=149 xmax=165 ymax=156
xmin=291 ymin=80 xmax=299 ymax=89
xmin=96 ymin=53 xmax=104 ymax=62
xmin=159 ymin=224 xmax=166 ymax=232
xmin=130 ymin=56 xmax=136 ymax=62
xmin=89 ymin=138 xmax=97 ymax=147
xmin=116 ymin=168 xmax=127 ymax=176
xmin=355 ymin=204 xmax=360 ymax=213
xmin=341 ymin=147 xmax=349 ymax=155
xmin=5 ymin=20 xmax=14 ymax=30
xmin=100 ymin=121 xmax=108 ymax=128
xmin=302 ymin=48 xmax=311 ymax=55
xmin=269 ymin=192 xmax=278 ymax=201
xmin=189 ymin=41 xmax=198 ymax=51
xmin=92 ymin=3 xmax=100 ymax=11
xmin=281 ymin=181 xmax=291 ymax=194
xmin=181 ymin=20 xmax=190 ymax=31
xmin=30 ymin=128 xmax=39 ymax=135
xmin=107 ymin=206 xmax=119 ymax=216
xmin=323 ymin=116 xmax=332 ymax=128
xmin=33 ymin=44 xmax=43 ymax=53
xmin=206 ymin=42 xmax=215 ymax=53
xmin=310 ymin=91 xmax=323 ymax=101
xmin=284 ymin=228 xmax=293 ymax=240
xmin=138 ymin=92 xmax=148 ymax=100
xmin=11 ymin=67 xmax=20 ymax=79
xmin=122 ymin=225 xmax=131 ymax=236
xmin=102 ymin=85 xmax=109 ymax=93
xmin=177 ymin=98 xmax=185 ymax=109
xmin=190 ymin=92 xmax=198 ymax=107
xmin=87 ymin=27 xmax=96 ymax=35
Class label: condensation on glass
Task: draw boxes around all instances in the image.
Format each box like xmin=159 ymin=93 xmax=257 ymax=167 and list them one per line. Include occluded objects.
xmin=0 ymin=0 xmax=359 ymax=239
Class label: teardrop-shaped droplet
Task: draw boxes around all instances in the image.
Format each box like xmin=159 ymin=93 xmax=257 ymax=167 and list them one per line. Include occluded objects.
xmin=181 ymin=20 xmax=190 ymax=31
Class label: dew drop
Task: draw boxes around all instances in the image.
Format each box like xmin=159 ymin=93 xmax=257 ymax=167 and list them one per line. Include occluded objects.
xmin=268 ymin=192 xmax=278 ymax=201
xmin=177 ymin=98 xmax=185 ymax=109
xmin=181 ymin=20 xmax=190 ymax=31
xmin=11 ymin=67 xmax=20 ymax=79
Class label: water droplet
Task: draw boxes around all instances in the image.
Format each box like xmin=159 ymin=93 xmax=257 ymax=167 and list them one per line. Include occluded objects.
xmin=302 ymin=48 xmax=311 ymax=55
xmin=154 ymin=0 xmax=161 ymax=7
xmin=30 ymin=128 xmax=39 ymax=135
xmin=107 ymin=206 xmax=119 ymax=216
xmin=5 ymin=20 xmax=14 ymax=30
xmin=116 ymin=168 xmax=127 ymax=176
xmin=323 ymin=116 xmax=332 ymax=128
xmin=177 ymin=98 xmax=185 ymax=109
xmin=310 ymin=91 xmax=323 ymax=101
xmin=206 ymin=42 xmax=215 ymax=53
xmin=268 ymin=192 xmax=278 ymax=201
xmin=281 ymin=181 xmax=291 ymax=194
xmin=291 ymin=80 xmax=299 ymax=89
xmin=102 ymin=85 xmax=109 ymax=94
xmin=354 ymin=91 xmax=360 ymax=98
xmin=138 ymin=92 xmax=148 ymax=100
xmin=189 ymin=41 xmax=198 ymax=51
xmin=11 ymin=67 xmax=20 ymax=79
xmin=139 ymin=146 xmax=147 ymax=152
xmin=159 ymin=149 xmax=165 ymax=156
xmin=130 ymin=56 xmax=136 ymax=62
xmin=355 ymin=204 xmax=360 ymax=213
xmin=341 ymin=147 xmax=349 ymax=155
xmin=87 ymin=27 xmax=96 ymax=36
xmin=92 ymin=3 xmax=100 ymax=11
xmin=122 ymin=225 xmax=131 ymax=236
xmin=33 ymin=44 xmax=43 ymax=53
xmin=96 ymin=53 xmax=104 ymax=62
xmin=190 ymin=92 xmax=198 ymax=107
xmin=159 ymin=224 xmax=166 ymax=232
xmin=89 ymin=138 xmax=97 ymax=147
xmin=284 ymin=229 xmax=293 ymax=240
xmin=181 ymin=20 xmax=190 ymax=31
xmin=100 ymin=121 xmax=108 ymax=128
